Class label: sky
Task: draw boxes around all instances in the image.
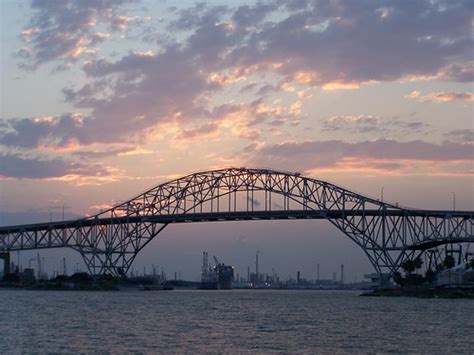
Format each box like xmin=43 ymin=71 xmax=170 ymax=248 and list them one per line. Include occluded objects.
xmin=0 ymin=0 xmax=473 ymax=281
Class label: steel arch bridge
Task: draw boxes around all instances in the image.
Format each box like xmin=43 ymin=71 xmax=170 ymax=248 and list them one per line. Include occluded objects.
xmin=0 ymin=167 xmax=473 ymax=277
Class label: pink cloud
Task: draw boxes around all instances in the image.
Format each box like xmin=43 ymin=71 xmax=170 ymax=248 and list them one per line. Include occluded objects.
xmin=17 ymin=0 xmax=139 ymax=69
xmin=406 ymin=91 xmax=474 ymax=103
xmin=247 ymin=139 xmax=474 ymax=175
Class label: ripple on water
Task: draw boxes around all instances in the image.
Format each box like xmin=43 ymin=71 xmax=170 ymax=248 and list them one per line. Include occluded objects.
xmin=0 ymin=289 xmax=473 ymax=353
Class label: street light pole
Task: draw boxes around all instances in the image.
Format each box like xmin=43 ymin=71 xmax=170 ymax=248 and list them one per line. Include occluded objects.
xmin=381 ymin=187 xmax=385 ymax=202
xmin=452 ymin=192 xmax=456 ymax=211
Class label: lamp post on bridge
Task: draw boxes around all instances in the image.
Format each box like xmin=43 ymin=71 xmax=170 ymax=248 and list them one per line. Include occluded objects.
xmin=452 ymin=192 xmax=456 ymax=212
xmin=381 ymin=187 xmax=385 ymax=202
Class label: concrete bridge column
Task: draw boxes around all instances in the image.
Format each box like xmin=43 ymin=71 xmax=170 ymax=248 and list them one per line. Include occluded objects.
xmin=0 ymin=252 xmax=10 ymax=277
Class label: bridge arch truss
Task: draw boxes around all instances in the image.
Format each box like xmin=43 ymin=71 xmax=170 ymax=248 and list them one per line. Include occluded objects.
xmin=0 ymin=168 xmax=472 ymax=277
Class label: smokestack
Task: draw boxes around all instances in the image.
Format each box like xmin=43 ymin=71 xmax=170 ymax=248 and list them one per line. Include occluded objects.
xmin=256 ymin=251 xmax=259 ymax=276
xmin=340 ymin=264 xmax=344 ymax=285
xmin=37 ymin=253 xmax=41 ymax=280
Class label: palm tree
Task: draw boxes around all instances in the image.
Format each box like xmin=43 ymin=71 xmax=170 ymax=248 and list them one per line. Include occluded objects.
xmin=413 ymin=257 xmax=423 ymax=271
xmin=401 ymin=259 xmax=415 ymax=274
xmin=393 ymin=271 xmax=405 ymax=287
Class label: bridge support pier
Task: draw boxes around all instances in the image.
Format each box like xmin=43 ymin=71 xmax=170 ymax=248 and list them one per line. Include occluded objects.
xmin=0 ymin=252 xmax=10 ymax=278
xmin=78 ymin=251 xmax=135 ymax=277
xmin=73 ymin=222 xmax=169 ymax=277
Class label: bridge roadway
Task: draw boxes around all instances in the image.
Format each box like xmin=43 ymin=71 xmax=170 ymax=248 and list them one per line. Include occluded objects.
xmin=1 ymin=209 xmax=472 ymax=252
xmin=1 ymin=209 xmax=472 ymax=233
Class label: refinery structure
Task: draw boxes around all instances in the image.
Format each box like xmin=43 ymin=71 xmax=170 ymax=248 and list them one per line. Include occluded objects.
xmin=201 ymin=251 xmax=234 ymax=289
xmin=2 ymin=247 xmax=474 ymax=291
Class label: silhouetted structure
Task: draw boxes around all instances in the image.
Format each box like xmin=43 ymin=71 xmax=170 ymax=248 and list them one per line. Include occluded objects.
xmin=0 ymin=168 xmax=472 ymax=281
xmin=200 ymin=252 xmax=234 ymax=289
xmin=0 ymin=252 xmax=10 ymax=277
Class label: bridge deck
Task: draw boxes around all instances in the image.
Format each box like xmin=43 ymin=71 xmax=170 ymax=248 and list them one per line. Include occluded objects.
xmin=0 ymin=209 xmax=472 ymax=235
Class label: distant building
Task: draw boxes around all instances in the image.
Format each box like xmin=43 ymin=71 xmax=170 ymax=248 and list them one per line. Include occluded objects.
xmin=249 ymin=272 xmax=264 ymax=286
xmin=364 ymin=273 xmax=392 ymax=288
xmin=20 ymin=268 xmax=36 ymax=284
xmin=200 ymin=251 xmax=234 ymax=289
xmin=435 ymin=264 xmax=474 ymax=286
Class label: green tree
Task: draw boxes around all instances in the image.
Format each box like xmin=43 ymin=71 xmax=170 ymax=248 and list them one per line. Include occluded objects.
xmin=393 ymin=271 xmax=405 ymax=287
xmin=413 ymin=257 xmax=423 ymax=271
xmin=443 ymin=255 xmax=455 ymax=269
xmin=401 ymin=259 xmax=415 ymax=274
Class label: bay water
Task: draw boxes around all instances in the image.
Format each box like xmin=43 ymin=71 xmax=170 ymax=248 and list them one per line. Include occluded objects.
xmin=0 ymin=289 xmax=472 ymax=353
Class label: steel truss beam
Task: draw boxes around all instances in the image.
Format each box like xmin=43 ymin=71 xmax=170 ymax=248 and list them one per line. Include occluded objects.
xmin=0 ymin=168 xmax=472 ymax=277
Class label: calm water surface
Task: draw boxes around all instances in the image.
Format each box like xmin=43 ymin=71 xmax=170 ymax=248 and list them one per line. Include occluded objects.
xmin=0 ymin=289 xmax=473 ymax=353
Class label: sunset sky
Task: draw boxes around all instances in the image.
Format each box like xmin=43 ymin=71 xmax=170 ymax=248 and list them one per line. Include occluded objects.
xmin=0 ymin=0 xmax=473 ymax=280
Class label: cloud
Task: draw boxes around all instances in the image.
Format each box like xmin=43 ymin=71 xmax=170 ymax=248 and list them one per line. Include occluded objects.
xmin=445 ymin=129 xmax=474 ymax=143
xmin=17 ymin=0 xmax=139 ymax=69
xmin=0 ymin=152 xmax=115 ymax=179
xmin=406 ymin=91 xmax=474 ymax=103
xmin=247 ymin=139 xmax=474 ymax=174
xmin=243 ymin=141 xmax=265 ymax=153
xmin=71 ymin=146 xmax=137 ymax=159
xmin=321 ymin=115 xmax=430 ymax=135
xmin=322 ymin=115 xmax=381 ymax=133
xmin=89 ymin=203 xmax=114 ymax=211
xmin=0 ymin=92 xmax=301 ymax=150
xmin=16 ymin=0 xmax=474 ymax=83
xmin=2 ymin=46 xmax=214 ymax=148
xmin=226 ymin=0 xmax=473 ymax=86
xmin=0 ymin=113 xmax=84 ymax=149
xmin=177 ymin=123 xmax=220 ymax=140
xmin=6 ymin=0 xmax=472 ymax=156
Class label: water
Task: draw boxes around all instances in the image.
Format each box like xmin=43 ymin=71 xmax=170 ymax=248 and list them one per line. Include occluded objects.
xmin=0 ymin=289 xmax=473 ymax=353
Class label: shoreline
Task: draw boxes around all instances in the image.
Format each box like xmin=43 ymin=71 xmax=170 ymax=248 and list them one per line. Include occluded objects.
xmin=362 ymin=287 xmax=474 ymax=299
xmin=0 ymin=284 xmax=363 ymax=292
